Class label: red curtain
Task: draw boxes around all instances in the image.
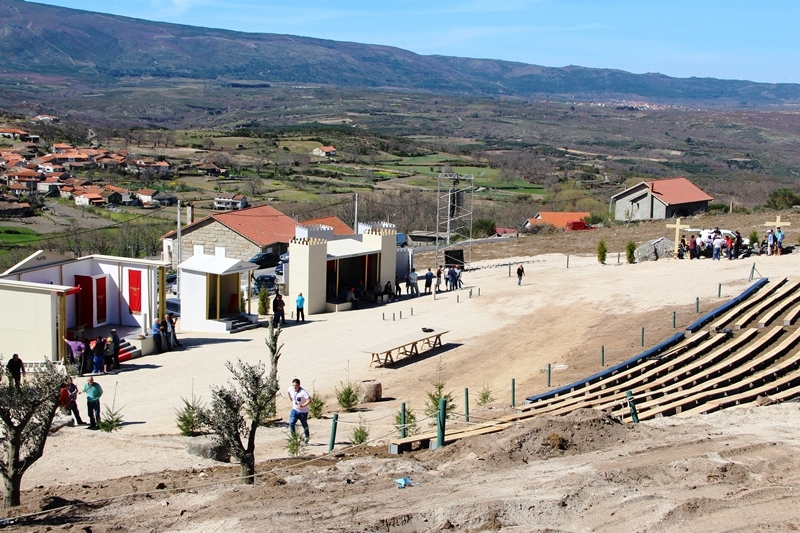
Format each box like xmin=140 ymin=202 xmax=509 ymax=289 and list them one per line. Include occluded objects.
xmin=128 ymin=269 xmax=142 ymax=313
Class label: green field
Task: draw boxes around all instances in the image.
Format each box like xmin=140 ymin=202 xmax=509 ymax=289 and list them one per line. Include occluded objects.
xmin=0 ymin=226 xmax=38 ymax=244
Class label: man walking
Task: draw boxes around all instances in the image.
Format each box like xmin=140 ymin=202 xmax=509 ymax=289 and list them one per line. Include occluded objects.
xmin=296 ymin=292 xmax=305 ymax=322
xmin=83 ymin=376 xmax=103 ymax=430
xmin=287 ymin=378 xmax=311 ymax=444
xmin=516 ymin=264 xmax=525 ymax=286
xmin=6 ymin=354 xmax=25 ymax=388
xmin=64 ymin=377 xmax=85 ymax=425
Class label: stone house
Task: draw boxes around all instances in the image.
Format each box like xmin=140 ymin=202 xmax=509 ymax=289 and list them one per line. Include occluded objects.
xmin=611 ymin=176 xmax=713 ymax=221
xmin=161 ymin=204 xmax=299 ymax=268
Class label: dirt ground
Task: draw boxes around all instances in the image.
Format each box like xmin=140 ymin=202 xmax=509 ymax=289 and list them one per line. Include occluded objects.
xmin=4 ymin=211 xmax=800 ymax=531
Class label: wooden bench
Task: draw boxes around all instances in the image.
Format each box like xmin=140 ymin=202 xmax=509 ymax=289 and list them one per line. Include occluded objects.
xmin=363 ymin=328 xmax=449 ymax=366
xmin=708 ymin=278 xmax=786 ymax=332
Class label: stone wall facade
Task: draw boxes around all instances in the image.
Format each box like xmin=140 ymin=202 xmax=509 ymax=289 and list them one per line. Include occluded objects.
xmin=176 ymin=220 xmax=261 ymax=266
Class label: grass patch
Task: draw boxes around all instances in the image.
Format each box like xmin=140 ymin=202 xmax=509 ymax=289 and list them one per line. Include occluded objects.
xmin=0 ymin=226 xmax=38 ymax=244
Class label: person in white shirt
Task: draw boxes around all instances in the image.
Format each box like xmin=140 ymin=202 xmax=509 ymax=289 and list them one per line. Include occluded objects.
xmin=288 ymin=378 xmax=311 ymax=443
xmin=408 ymin=268 xmax=419 ymax=297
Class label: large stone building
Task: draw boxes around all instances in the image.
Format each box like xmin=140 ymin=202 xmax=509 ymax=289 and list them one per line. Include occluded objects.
xmin=611 ymin=177 xmax=714 ymax=221
xmin=161 ymin=204 xmax=299 ymax=268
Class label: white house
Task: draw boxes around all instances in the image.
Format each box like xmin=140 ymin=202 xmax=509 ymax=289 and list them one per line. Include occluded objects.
xmin=312 ymin=146 xmax=337 ymax=157
xmin=213 ymin=193 xmax=248 ymax=210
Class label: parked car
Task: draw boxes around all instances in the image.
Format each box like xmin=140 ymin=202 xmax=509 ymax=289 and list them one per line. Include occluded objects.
xmin=251 ymin=274 xmax=277 ymax=295
xmin=166 ymin=298 xmax=181 ymax=317
xmin=248 ymin=252 xmax=280 ymax=268
xmin=397 ymin=233 xmax=407 ymax=247
xmin=280 ymin=252 xmax=290 ymax=263
xmin=275 ymin=263 xmax=284 ymax=276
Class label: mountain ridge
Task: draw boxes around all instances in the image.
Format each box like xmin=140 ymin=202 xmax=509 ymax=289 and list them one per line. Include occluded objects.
xmin=1 ymin=0 xmax=799 ymax=106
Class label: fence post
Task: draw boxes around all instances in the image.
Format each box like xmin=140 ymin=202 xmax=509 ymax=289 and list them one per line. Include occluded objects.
xmin=672 ymin=311 xmax=676 ymax=328
xmin=601 ymin=345 xmax=605 ymax=367
xmin=457 ymin=295 xmax=460 ymax=303
xmin=625 ymin=391 xmax=640 ymax=424
xmin=547 ymin=363 xmax=551 ymax=387
xmin=400 ymin=403 xmax=406 ymax=439
xmin=328 ymin=413 xmax=339 ymax=452
xmin=436 ymin=398 xmax=447 ymax=448
xmin=464 ymin=388 xmax=469 ymax=423
xmin=617 ymin=252 xmax=621 ymax=264
xmin=508 ymin=264 xmax=512 ymax=277
xmin=566 ymin=255 xmax=570 ymax=269
xmin=696 ymin=297 xmax=700 ymax=314
xmin=511 ymin=378 xmax=515 ymax=407
xmin=400 ymin=311 xmax=402 ymax=319
xmin=641 ymin=327 xmax=645 ymax=346
xmin=718 ymin=283 xmax=722 ymax=298
xmin=411 ymin=307 xmax=414 ymax=316
xmin=393 ymin=313 xmax=396 ymax=321
xmin=382 ymin=313 xmax=385 ymax=321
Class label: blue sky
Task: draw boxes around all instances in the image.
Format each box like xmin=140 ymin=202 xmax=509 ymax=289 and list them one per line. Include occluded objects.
xmin=34 ymin=0 xmax=799 ymax=83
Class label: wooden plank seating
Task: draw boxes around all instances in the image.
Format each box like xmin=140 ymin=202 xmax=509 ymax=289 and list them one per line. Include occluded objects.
xmin=708 ymin=278 xmax=786 ymax=332
xmin=783 ymin=301 xmax=800 ymax=326
xmin=670 ymin=346 xmax=800 ymax=418
xmin=734 ymin=278 xmax=800 ymax=330
xmin=619 ymin=326 xmax=785 ymax=416
xmin=516 ymin=333 xmax=707 ymax=414
xmin=389 ymin=420 xmax=512 ymax=454
xmin=681 ymin=367 xmax=800 ymax=416
xmin=363 ymin=327 xmax=449 ymax=366
xmin=759 ymin=285 xmax=800 ymax=327
xmin=524 ymin=332 xmax=725 ymax=417
xmin=629 ymin=326 xmax=800 ymax=420
xmin=585 ymin=328 xmax=761 ymax=414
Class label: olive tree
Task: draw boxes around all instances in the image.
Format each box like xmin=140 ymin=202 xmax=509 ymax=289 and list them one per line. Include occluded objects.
xmin=0 ymin=360 xmax=66 ymax=507
xmin=199 ymin=322 xmax=282 ymax=483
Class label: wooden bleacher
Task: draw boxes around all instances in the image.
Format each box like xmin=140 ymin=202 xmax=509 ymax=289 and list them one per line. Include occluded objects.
xmin=363 ymin=328 xmax=448 ymax=366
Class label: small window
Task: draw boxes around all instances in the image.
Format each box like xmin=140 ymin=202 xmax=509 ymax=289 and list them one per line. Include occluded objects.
xmin=215 ymin=246 xmax=226 ymax=257
xmin=193 ymin=244 xmax=204 ymax=256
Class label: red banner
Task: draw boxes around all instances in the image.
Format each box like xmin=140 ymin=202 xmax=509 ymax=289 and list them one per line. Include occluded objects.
xmin=128 ymin=269 xmax=142 ymax=313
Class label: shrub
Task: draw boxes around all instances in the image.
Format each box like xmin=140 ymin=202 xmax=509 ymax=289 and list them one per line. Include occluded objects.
xmin=98 ymin=382 xmax=124 ymax=433
xmin=351 ymin=415 xmax=370 ymax=444
xmin=424 ymin=374 xmax=456 ymax=425
xmin=476 ymin=383 xmax=495 ymax=406
xmin=394 ymin=405 xmax=419 ymax=437
xmin=308 ymin=390 xmax=325 ymax=419
xmin=175 ymin=395 xmax=205 ymax=436
xmin=749 ymin=230 xmax=759 ymax=247
xmin=336 ymin=381 xmax=360 ymax=412
xmin=597 ymin=240 xmax=608 ymax=264
xmin=707 ymin=203 xmax=730 ymax=214
xmin=258 ymin=288 xmax=270 ymax=315
xmin=286 ymin=430 xmax=307 ymax=457
xmin=625 ymin=240 xmax=637 ymax=264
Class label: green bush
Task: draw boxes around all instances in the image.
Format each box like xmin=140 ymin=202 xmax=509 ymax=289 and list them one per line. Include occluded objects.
xmin=707 ymin=203 xmax=730 ymax=214
xmin=424 ymin=379 xmax=456 ymax=424
xmin=749 ymin=230 xmax=759 ymax=247
xmin=351 ymin=415 xmax=370 ymax=444
xmin=286 ymin=431 xmax=307 ymax=457
xmin=98 ymin=405 xmax=123 ymax=433
xmin=175 ymin=395 xmax=205 ymax=436
xmin=258 ymin=289 xmax=270 ymax=316
xmin=394 ymin=405 xmax=419 ymax=437
xmin=597 ymin=240 xmax=608 ymax=264
xmin=476 ymin=383 xmax=495 ymax=406
xmin=308 ymin=390 xmax=325 ymax=419
xmin=335 ymin=381 xmax=360 ymax=412
xmin=625 ymin=240 xmax=637 ymax=264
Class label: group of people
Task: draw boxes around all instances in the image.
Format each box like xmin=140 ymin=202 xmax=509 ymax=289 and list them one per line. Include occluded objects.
xmin=151 ymin=312 xmax=182 ymax=353
xmin=406 ymin=265 xmax=464 ymax=297
xmin=63 ymin=329 xmax=121 ymax=376
xmin=58 ymin=376 xmax=104 ymax=430
xmin=679 ymin=227 xmax=787 ymax=261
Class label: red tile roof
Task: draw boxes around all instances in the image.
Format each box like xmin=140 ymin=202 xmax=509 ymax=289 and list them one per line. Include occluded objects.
xmin=301 ymin=215 xmax=354 ymax=235
xmin=164 ymin=205 xmax=299 ymax=246
xmin=529 ymin=212 xmax=590 ymax=229
xmin=646 ymin=177 xmax=714 ymax=205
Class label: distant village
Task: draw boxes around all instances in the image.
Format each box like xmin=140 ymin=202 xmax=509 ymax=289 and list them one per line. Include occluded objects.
xmin=0 ymin=118 xmax=247 ymax=218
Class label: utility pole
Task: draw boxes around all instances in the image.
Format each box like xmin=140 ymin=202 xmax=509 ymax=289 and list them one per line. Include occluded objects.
xmin=176 ymin=200 xmax=182 ymax=298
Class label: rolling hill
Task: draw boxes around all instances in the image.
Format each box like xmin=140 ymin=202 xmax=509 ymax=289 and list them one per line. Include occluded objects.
xmin=1 ymin=0 xmax=799 ymax=106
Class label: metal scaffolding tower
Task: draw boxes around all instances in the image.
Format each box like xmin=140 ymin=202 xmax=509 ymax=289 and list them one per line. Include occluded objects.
xmin=435 ymin=173 xmax=474 ymax=269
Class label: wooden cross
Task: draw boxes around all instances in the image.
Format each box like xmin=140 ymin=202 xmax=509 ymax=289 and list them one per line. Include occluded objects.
xmin=764 ymin=215 xmax=791 ymax=229
xmin=666 ymin=218 xmax=691 ymax=258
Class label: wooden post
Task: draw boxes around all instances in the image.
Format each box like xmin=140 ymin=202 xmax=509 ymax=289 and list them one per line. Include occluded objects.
xmin=666 ymin=217 xmax=691 ymax=259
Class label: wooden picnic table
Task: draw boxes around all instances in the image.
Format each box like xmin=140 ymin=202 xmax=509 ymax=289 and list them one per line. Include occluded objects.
xmin=362 ymin=327 xmax=449 ymax=366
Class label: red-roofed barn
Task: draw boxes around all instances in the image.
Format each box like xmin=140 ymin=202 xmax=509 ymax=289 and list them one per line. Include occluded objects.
xmin=611 ymin=177 xmax=714 ymax=221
